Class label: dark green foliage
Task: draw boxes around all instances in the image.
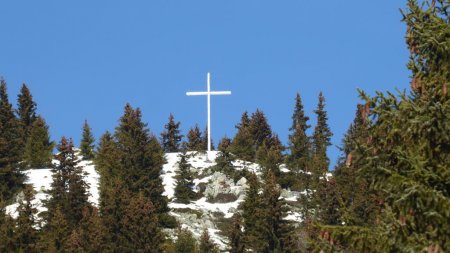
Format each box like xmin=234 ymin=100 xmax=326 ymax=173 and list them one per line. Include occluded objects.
xmin=315 ymin=1 xmax=450 ymax=251
xmin=201 ymin=127 xmax=214 ymax=151
xmin=174 ymin=228 xmax=197 ymax=253
xmin=161 ymin=113 xmax=183 ymax=152
xmin=118 ymin=193 xmax=165 ymax=253
xmin=15 ymin=185 xmax=39 ymax=253
xmin=230 ymin=110 xmax=276 ymax=162
xmin=256 ymin=134 xmax=284 ymax=179
xmin=229 ymin=112 xmax=254 ymax=161
xmin=66 ymin=206 xmax=106 ymax=253
xmin=23 ymin=116 xmax=54 ymax=168
xmin=80 ymin=120 xmax=95 ymax=160
xmin=0 ymin=80 xmax=25 ymax=201
xmin=114 ymin=103 xmax=168 ymax=214
xmin=186 ymin=125 xmax=204 ymax=152
xmin=228 ymin=215 xmax=244 ymax=253
xmin=174 ymin=151 xmax=196 ymax=204
xmin=43 ymin=137 xmax=90 ymax=229
xmin=199 ymin=228 xmax=219 ymax=253
xmin=16 ymin=83 xmax=37 ymax=145
xmin=240 ymin=172 xmax=264 ymax=251
xmin=311 ymin=92 xmax=332 ymax=175
xmin=285 ymin=93 xmax=311 ymax=190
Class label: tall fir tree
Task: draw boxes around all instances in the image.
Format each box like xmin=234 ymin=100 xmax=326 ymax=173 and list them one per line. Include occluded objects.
xmin=80 ymin=119 xmax=96 ymax=160
xmin=23 ymin=116 xmax=54 ymax=168
xmin=43 ymin=137 xmax=90 ymax=229
xmin=286 ymin=93 xmax=311 ymax=190
xmin=186 ymin=124 xmax=204 ymax=152
xmin=311 ymin=92 xmax=332 ymax=175
xmin=161 ymin=113 xmax=183 ymax=152
xmin=0 ymin=79 xmax=24 ymax=201
xmin=16 ymin=83 xmax=37 ymax=145
xmin=39 ymin=207 xmax=70 ymax=252
xmin=114 ymin=104 xmax=168 ymax=214
xmin=15 ymin=185 xmax=39 ymax=253
xmin=315 ymin=1 xmax=450 ymax=252
xmin=174 ymin=150 xmax=196 ymax=204
xmin=256 ymin=134 xmax=284 ymax=179
xmin=248 ymin=109 xmax=273 ymax=156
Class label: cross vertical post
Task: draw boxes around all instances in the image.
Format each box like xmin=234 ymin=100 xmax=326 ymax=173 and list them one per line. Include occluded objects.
xmin=186 ymin=72 xmax=231 ymax=160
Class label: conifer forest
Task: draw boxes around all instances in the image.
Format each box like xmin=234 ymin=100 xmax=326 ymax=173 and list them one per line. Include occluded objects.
xmin=0 ymin=1 xmax=449 ymax=252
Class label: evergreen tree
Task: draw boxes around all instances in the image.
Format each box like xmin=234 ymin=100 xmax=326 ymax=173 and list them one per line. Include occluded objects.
xmin=161 ymin=113 xmax=183 ymax=152
xmin=229 ymin=112 xmax=256 ymax=161
xmin=256 ymin=134 xmax=284 ymax=179
xmin=228 ymin=214 xmax=244 ymax=253
xmin=23 ymin=116 xmax=54 ymax=168
xmin=16 ymin=83 xmax=37 ymax=144
xmin=311 ymin=92 xmax=332 ymax=175
xmin=199 ymin=228 xmax=219 ymax=253
xmin=286 ymin=93 xmax=311 ymax=190
xmin=315 ymin=1 xmax=450 ymax=251
xmin=174 ymin=228 xmax=197 ymax=253
xmin=241 ymin=172 xmax=265 ymax=252
xmin=259 ymin=170 xmax=295 ymax=252
xmin=0 ymin=79 xmax=24 ymax=201
xmin=200 ymin=127 xmax=214 ymax=151
xmin=118 ymin=193 xmax=165 ymax=252
xmin=15 ymin=185 xmax=39 ymax=253
xmin=114 ymin=103 xmax=168 ymax=215
xmin=249 ymin=109 xmax=273 ymax=153
xmin=43 ymin=137 xmax=90 ymax=228
xmin=174 ymin=150 xmax=196 ymax=203
xmin=186 ymin=124 xmax=203 ymax=151
xmin=79 ymin=120 xmax=95 ymax=160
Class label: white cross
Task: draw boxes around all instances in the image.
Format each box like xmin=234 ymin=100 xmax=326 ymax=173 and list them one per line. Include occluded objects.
xmin=186 ymin=72 xmax=231 ymax=157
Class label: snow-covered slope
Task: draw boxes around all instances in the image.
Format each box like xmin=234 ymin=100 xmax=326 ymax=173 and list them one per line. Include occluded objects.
xmin=6 ymin=151 xmax=305 ymax=250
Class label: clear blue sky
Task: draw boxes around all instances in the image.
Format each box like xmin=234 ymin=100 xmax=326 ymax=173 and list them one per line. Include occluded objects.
xmin=0 ymin=1 xmax=410 ymax=169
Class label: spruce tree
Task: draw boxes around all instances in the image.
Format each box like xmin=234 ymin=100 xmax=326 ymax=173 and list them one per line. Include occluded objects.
xmin=43 ymin=137 xmax=90 ymax=228
xmin=80 ymin=120 xmax=95 ymax=160
xmin=40 ymin=207 xmax=70 ymax=252
xmin=174 ymin=228 xmax=197 ymax=253
xmin=200 ymin=126 xmax=214 ymax=151
xmin=241 ymin=172 xmax=265 ymax=251
xmin=286 ymin=93 xmax=311 ymax=190
xmin=256 ymin=134 xmax=284 ymax=179
xmin=174 ymin=150 xmax=196 ymax=203
xmin=115 ymin=104 xmax=168 ymax=214
xmin=0 ymin=80 xmax=24 ymax=201
xmin=15 ymin=185 xmax=39 ymax=253
xmin=23 ymin=116 xmax=54 ymax=168
xmin=311 ymin=92 xmax=332 ymax=175
xmin=186 ymin=125 xmax=204 ymax=151
xmin=199 ymin=228 xmax=219 ymax=253
xmin=229 ymin=112 xmax=255 ymax=161
xmin=249 ymin=109 xmax=273 ymax=153
xmin=218 ymin=136 xmax=231 ymax=151
xmin=16 ymin=83 xmax=37 ymax=144
xmin=315 ymin=1 xmax=450 ymax=251
xmin=161 ymin=113 xmax=183 ymax=152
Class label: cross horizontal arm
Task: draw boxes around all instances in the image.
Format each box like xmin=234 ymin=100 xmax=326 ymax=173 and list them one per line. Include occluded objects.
xmin=210 ymin=91 xmax=231 ymax=95
xmin=186 ymin=91 xmax=208 ymax=96
xmin=186 ymin=91 xmax=232 ymax=96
